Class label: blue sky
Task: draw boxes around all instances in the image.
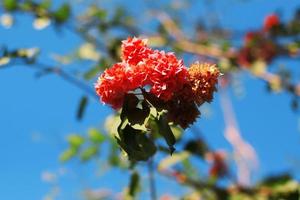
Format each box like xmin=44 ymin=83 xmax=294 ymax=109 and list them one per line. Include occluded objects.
xmin=1 ymin=0 xmax=300 ymax=199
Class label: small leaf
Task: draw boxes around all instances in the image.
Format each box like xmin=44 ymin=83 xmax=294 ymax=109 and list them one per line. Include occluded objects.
xmin=53 ymin=3 xmax=70 ymax=23
xmin=67 ymin=134 xmax=84 ymax=149
xmin=157 ymin=114 xmax=176 ymax=154
xmin=77 ymin=43 xmax=101 ymax=61
xmin=33 ymin=17 xmax=51 ymax=30
xmin=0 ymin=56 xmax=10 ymax=66
xmin=80 ymin=146 xmax=98 ymax=162
xmin=59 ymin=148 xmax=77 ymax=162
xmin=77 ymin=96 xmax=88 ymax=121
xmin=88 ymin=128 xmax=105 ymax=144
xmin=129 ymin=171 xmax=140 ymax=197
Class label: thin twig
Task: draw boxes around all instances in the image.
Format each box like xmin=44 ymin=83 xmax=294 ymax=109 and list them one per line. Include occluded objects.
xmin=29 ymin=62 xmax=98 ymax=100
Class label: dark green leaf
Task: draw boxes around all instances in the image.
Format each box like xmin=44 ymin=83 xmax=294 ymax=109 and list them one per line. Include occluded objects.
xmin=129 ymin=171 xmax=140 ymax=197
xmin=77 ymin=96 xmax=88 ymax=121
xmin=157 ymin=114 xmax=176 ymax=154
xmin=121 ymin=94 xmax=150 ymax=125
xmin=116 ymin=125 xmax=156 ymax=161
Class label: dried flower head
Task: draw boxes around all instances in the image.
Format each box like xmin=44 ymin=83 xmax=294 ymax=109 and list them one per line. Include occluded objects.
xmin=188 ymin=62 xmax=220 ymax=105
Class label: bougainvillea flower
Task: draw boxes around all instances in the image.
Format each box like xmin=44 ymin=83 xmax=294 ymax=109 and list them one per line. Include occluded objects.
xmin=263 ymin=14 xmax=280 ymax=32
xmin=121 ymin=37 xmax=152 ymax=65
xmin=95 ymin=62 xmax=131 ymax=109
xmin=148 ymin=50 xmax=189 ymax=101
xmin=95 ymin=37 xmax=220 ymax=117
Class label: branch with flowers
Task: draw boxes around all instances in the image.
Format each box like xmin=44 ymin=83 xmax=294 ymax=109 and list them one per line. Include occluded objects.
xmin=2 ymin=1 xmax=300 ymax=199
xmin=95 ymin=37 xmax=220 ymax=161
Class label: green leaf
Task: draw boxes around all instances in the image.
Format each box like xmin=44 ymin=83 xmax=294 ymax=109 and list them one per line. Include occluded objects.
xmin=3 ymin=0 xmax=17 ymax=11
xmin=121 ymin=94 xmax=150 ymax=125
xmin=77 ymin=96 xmax=88 ymax=121
xmin=59 ymin=147 xmax=77 ymax=162
xmin=128 ymin=171 xmax=140 ymax=197
xmin=67 ymin=134 xmax=84 ymax=149
xmin=53 ymin=3 xmax=70 ymax=23
xmin=116 ymin=125 xmax=156 ymax=161
xmin=80 ymin=146 xmax=98 ymax=162
xmin=40 ymin=0 xmax=52 ymax=10
xmin=157 ymin=114 xmax=176 ymax=154
xmin=88 ymin=128 xmax=105 ymax=144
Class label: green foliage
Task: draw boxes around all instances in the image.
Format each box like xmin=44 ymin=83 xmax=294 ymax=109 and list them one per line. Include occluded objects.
xmin=156 ymin=114 xmax=176 ymax=154
xmin=53 ymin=3 xmax=70 ymax=23
xmin=121 ymin=94 xmax=150 ymax=126
xmin=116 ymin=124 xmax=156 ymax=161
xmin=80 ymin=146 xmax=98 ymax=162
xmin=88 ymin=128 xmax=105 ymax=144
xmin=3 ymin=0 xmax=17 ymax=11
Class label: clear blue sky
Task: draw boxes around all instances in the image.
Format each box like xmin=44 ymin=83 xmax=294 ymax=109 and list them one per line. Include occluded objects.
xmin=1 ymin=0 xmax=300 ymax=199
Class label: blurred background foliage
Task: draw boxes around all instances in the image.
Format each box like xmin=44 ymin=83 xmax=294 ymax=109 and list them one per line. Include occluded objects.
xmin=1 ymin=0 xmax=300 ymax=199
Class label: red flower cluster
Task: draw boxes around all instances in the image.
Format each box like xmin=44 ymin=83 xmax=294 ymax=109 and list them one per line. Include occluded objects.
xmin=263 ymin=13 xmax=280 ymax=32
xmin=237 ymin=31 xmax=277 ymax=67
xmin=95 ymin=37 xmax=189 ymax=109
xmin=95 ymin=37 xmax=220 ymax=128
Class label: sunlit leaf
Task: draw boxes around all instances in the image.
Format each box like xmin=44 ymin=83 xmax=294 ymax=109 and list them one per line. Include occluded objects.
xmin=80 ymin=146 xmax=98 ymax=162
xmin=0 ymin=56 xmax=10 ymax=66
xmin=67 ymin=134 xmax=84 ymax=149
xmin=0 ymin=13 xmax=13 ymax=28
xmin=88 ymin=128 xmax=105 ymax=144
xmin=77 ymin=43 xmax=101 ymax=61
xmin=33 ymin=17 xmax=51 ymax=30
xmin=59 ymin=148 xmax=77 ymax=162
